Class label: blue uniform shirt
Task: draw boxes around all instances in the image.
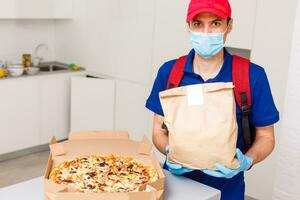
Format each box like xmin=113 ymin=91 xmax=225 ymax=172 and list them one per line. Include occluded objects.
xmin=145 ymin=48 xmax=279 ymax=200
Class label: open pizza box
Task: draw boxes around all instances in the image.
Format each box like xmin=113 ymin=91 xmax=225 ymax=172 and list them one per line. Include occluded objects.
xmin=44 ymin=131 xmax=165 ymax=200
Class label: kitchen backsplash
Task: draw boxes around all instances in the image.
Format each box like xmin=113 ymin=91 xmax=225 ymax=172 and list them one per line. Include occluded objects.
xmin=0 ymin=20 xmax=55 ymax=63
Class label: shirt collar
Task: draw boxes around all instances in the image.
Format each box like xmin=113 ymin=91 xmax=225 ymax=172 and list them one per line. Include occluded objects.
xmin=184 ymin=48 xmax=232 ymax=74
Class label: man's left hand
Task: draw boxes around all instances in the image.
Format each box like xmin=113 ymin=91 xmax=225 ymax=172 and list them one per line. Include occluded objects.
xmin=201 ymin=149 xmax=253 ymax=179
xmin=165 ymin=146 xmax=194 ymax=175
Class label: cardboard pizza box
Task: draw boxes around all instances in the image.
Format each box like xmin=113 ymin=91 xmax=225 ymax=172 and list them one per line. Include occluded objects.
xmin=44 ymin=131 xmax=165 ymax=200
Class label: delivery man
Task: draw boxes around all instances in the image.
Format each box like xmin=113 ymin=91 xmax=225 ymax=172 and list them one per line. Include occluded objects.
xmin=145 ymin=0 xmax=279 ymax=199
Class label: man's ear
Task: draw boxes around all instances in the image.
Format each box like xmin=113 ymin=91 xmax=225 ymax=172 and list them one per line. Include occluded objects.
xmin=227 ymin=18 xmax=233 ymax=34
xmin=186 ymin=22 xmax=191 ymax=33
xmin=224 ymin=19 xmax=233 ymax=42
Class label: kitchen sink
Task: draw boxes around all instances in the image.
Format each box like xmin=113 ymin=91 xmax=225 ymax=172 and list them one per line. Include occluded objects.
xmin=38 ymin=65 xmax=68 ymax=72
xmin=36 ymin=62 xmax=69 ymax=72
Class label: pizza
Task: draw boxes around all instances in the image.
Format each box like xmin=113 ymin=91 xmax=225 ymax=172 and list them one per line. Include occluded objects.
xmin=49 ymin=154 xmax=159 ymax=193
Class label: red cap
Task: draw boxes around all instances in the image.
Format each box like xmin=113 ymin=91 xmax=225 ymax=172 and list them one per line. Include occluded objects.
xmin=186 ymin=0 xmax=232 ymax=22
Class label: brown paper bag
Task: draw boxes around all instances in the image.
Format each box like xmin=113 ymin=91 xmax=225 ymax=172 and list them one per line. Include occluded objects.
xmin=159 ymin=82 xmax=239 ymax=170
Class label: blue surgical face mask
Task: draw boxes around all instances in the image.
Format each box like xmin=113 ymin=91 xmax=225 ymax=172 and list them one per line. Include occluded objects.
xmin=190 ymin=28 xmax=228 ymax=59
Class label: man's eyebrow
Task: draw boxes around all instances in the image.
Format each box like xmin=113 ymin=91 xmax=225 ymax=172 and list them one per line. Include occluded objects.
xmin=211 ymin=19 xmax=223 ymax=23
xmin=191 ymin=18 xmax=223 ymax=23
xmin=191 ymin=19 xmax=202 ymax=23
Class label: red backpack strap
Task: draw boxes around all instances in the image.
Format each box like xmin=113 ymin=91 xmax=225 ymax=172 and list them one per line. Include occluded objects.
xmin=232 ymin=55 xmax=254 ymax=151
xmin=166 ymin=55 xmax=188 ymax=89
xmin=232 ymin=55 xmax=252 ymax=108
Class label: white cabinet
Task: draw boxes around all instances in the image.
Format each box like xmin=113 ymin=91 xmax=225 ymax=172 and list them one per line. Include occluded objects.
xmin=226 ymin=0 xmax=257 ymax=50
xmin=52 ymin=0 xmax=73 ymax=19
xmin=0 ymin=71 xmax=85 ymax=155
xmin=70 ymin=76 xmax=115 ymax=131
xmin=70 ymin=77 xmax=152 ymax=142
xmin=39 ymin=72 xmax=86 ymax=144
xmin=40 ymin=73 xmax=87 ymax=144
xmin=39 ymin=74 xmax=72 ymax=144
xmin=0 ymin=79 xmax=40 ymax=154
xmin=114 ymin=80 xmax=152 ymax=141
xmin=0 ymin=0 xmax=73 ymax=19
xmin=0 ymin=0 xmax=15 ymax=19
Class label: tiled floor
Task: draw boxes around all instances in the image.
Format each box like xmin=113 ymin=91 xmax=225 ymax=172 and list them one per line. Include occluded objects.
xmin=0 ymin=151 xmax=49 ymax=188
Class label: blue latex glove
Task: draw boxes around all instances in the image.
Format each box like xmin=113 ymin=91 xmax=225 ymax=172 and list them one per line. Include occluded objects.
xmin=201 ymin=149 xmax=253 ymax=179
xmin=165 ymin=146 xmax=194 ymax=175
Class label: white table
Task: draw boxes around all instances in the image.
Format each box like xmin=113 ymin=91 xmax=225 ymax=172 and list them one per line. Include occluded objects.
xmin=0 ymin=170 xmax=220 ymax=200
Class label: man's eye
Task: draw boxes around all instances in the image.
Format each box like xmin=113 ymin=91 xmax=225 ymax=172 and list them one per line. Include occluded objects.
xmin=193 ymin=22 xmax=201 ymax=27
xmin=212 ymin=22 xmax=221 ymax=27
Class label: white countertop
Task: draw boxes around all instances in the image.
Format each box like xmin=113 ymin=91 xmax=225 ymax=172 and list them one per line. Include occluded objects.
xmin=0 ymin=170 xmax=220 ymax=200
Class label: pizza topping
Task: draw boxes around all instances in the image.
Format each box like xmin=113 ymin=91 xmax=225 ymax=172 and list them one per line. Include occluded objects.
xmin=49 ymin=155 xmax=159 ymax=193
xmin=63 ymin=179 xmax=74 ymax=183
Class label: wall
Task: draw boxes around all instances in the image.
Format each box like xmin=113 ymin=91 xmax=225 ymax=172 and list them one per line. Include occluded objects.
xmin=272 ymin=1 xmax=300 ymax=199
xmin=0 ymin=20 xmax=55 ymax=64
xmin=55 ymin=0 xmax=155 ymax=85
xmin=246 ymin=0 xmax=298 ymax=199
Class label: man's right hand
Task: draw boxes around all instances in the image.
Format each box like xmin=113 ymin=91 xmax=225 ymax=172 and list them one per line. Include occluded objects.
xmin=165 ymin=146 xmax=194 ymax=175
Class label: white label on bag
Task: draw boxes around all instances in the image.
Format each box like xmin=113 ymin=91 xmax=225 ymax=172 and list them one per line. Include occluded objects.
xmin=187 ymin=84 xmax=204 ymax=106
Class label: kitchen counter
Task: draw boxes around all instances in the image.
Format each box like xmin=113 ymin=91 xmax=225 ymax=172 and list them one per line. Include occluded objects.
xmin=0 ymin=62 xmax=85 ymax=81
xmin=0 ymin=170 xmax=220 ymax=200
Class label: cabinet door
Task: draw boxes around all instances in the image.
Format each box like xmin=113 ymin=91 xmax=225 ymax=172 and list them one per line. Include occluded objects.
xmin=40 ymin=72 xmax=86 ymax=144
xmin=226 ymin=0 xmax=257 ymax=50
xmin=70 ymin=76 xmax=115 ymax=131
xmin=0 ymin=0 xmax=73 ymax=19
xmin=39 ymin=74 xmax=70 ymax=144
xmin=15 ymin=0 xmax=52 ymax=19
xmin=0 ymin=0 xmax=15 ymax=18
xmin=114 ymin=80 xmax=152 ymax=141
xmin=52 ymin=0 xmax=73 ymax=19
xmin=0 ymin=79 xmax=40 ymax=154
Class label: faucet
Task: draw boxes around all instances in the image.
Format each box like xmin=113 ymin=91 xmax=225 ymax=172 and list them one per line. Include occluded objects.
xmin=33 ymin=43 xmax=49 ymax=66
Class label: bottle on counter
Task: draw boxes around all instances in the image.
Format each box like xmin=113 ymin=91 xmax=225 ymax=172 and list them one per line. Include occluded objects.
xmin=22 ymin=54 xmax=32 ymax=68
